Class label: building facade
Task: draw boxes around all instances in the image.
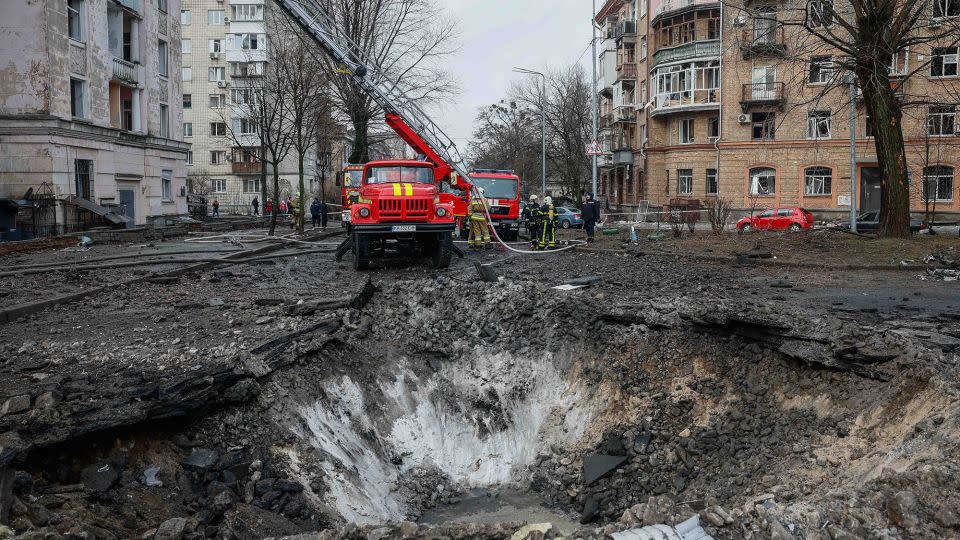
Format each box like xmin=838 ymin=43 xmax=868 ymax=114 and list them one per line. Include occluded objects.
xmin=0 ymin=0 xmax=189 ymax=234
xmin=595 ymin=0 xmax=960 ymax=219
xmin=180 ymin=0 xmax=317 ymax=215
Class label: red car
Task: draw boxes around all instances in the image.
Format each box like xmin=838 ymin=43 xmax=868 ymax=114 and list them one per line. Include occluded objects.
xmin=737 ymin=207 xmax=814 ymax=232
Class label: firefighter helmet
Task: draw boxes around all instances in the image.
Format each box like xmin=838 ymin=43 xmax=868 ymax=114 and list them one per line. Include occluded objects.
xmin=529 ymin=194 xmax=539 ymax=202
xmin=543 ymin=196 xmax=553 ymax=205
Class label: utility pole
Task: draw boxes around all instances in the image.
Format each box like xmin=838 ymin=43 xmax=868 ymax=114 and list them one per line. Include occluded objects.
xmin=513 ymin=67 xmax=547 ymax=196
xmin=591 ymin=0 xmax=599 ymax=197
xmin=847 ymin=74 xmax=858 ymax=233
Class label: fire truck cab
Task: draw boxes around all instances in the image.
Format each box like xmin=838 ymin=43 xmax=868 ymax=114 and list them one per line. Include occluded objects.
xmin=346 ymin=160 xmax=456 ymax=270
xmin=468 ymin=169 xmax=522 ymax=241
xmin=338 ymin=164 xmax=364 ymax=230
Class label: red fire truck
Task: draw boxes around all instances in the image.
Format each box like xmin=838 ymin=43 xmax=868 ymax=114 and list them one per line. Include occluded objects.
xmin=469 ymin=169 xmax=522 ymax=241
xmin=345 ymin=160 xmax=457 ymax=270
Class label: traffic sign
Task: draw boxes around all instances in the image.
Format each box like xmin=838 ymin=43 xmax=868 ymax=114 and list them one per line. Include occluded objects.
xmin=586 ymin=140 xmax=603 ymax=156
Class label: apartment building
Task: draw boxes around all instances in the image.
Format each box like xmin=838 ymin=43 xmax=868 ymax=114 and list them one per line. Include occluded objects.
xmin=180 ymin=0 xmax=316 ymax=214
xmin=596 ymin=0 xmax=960 ymax=218
xmin=0 ymin=0 xmax=189 ymax=234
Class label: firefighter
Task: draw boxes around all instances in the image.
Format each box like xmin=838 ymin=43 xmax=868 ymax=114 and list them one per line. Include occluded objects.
xmin=291 ymin=192 xmax=304 ymax=231
xmin=527 ymin=196 xmax=542 ymax=249
xmin=468 ymin=188 xmax=490 ymax=249
xmin=521 ymin=195 xmax=538 ymax=240
xmin=539 ymin=196 xmax=557 ymax=250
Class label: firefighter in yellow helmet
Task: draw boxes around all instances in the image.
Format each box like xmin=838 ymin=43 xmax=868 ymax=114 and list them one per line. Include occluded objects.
xmin=539 ymin=196 xmax=557 ymax=250
xmin=468 ymin=188 xmax=491 ymax=249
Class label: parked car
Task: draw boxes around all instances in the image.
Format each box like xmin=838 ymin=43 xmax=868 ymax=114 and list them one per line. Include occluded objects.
xmin=736 ymin=207 xmax=814 ymax=232
xmin=834 ymin=211 xmax=926 ymax=233
xmin=556 ymin=207 xmax=583 ymax=229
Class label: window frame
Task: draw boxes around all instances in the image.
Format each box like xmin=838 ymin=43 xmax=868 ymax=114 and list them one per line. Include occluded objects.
xmin=927 ymin=105 xmax=957 ymax=136
xmin=68 ymin=0 xmax=84 ymax=42
xmin=159 ymin=104 xmax=169 ymax=138
xmin=933 ymin=0 xmax=960 ymax=18
xmin=806 ymin=0 xmax=834 ymax=28
xmin=210 ymin=122 xmax=227 ymax=136
xmin=678 ymin=169 xmax=693 ymax=194
xmin=804 ymin=166 xmax=833 ymax=196
xmin=208 ymin=67 xmax=226 ymax=82
xmin=75 ymin=159 xmax=93 ymax=199
xmin=186 ymin=151 xmax=194 ymax=166
xmin=210 ymin=150 xmax=227 ymax=165
xmin=183 ymin=122 xmax=193 ymax=137
xmin=808 ymin=55 xmax=834 ymax=85
xmin=180 ymin=10 xmax=191 ymax=25
xmin=158 ymin=40 xmax=169 ymax=77
xmin=923 ymin=166 xmax=955 ymax=202
xmin=931 ymin=47 xmax=959 ymax=77
xmin=70 ymin=78 xmax=86 ymax=118
xmin=161 ymin=169 xmax=173 ymax=201
xmin=183 ymin=94 xmax=192 ymax=109
xmin=209 ymin=94 xmax=226 ymax=108
xmin=806 ymin=110 xmax=833 ymax=139
xmin=212 ymin=178 xmax=228 ymax=193
xmin=182 ymin=67 xmax=192 ymax=81
xmin=751 ymin=112 xmax=775 ymax=140
xmin=243 ymin=178 xmax=262 ymax=193
xmin=210 ymin=39 xmax=222 ymax=53
xmin=208 ymin=10 xmax=225 ymax=25
xmin=679 ymin=118 xmax=695 ymax=144
xmin=749 ymin=167 xmax=777 ymax=195
xmin=707 ymin=116 xmax=720 ymax=141
xmin=706 ymin=168 xmax=718 ymax=194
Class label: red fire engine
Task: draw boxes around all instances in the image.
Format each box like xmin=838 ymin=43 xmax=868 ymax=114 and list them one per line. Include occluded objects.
xmin=469 ymin=169 xmax=522 ymax=241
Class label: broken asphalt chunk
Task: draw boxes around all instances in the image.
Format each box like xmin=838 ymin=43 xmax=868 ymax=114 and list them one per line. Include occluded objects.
xmin=583 ymin=454 xmax=628 ymax=485
xmin=182 ymin=448 xmax=219 ymax=472
xmin=81 ymin=460 xmax=120 ymax=493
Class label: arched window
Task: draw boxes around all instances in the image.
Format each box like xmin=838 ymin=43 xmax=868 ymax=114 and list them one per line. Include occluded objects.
xmin=923 ymin=166 xmax=955 ymax=202
xmin=804 ymin=166 xmax=832 ymax=195
xmin=749 ymin=167 xmax=776 ymax=195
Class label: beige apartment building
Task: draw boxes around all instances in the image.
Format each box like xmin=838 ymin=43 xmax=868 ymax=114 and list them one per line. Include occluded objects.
xmin=596 ymin=0 xmax=960 ymax=219
xmin=0 ymin=0 xmax=189 ymax=236
xmin=180 ymin=0 xmax=319 ymax=214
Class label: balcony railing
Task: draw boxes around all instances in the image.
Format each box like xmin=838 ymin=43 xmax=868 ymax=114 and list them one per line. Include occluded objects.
xmin=600 ymin=113 xmax=614 ymax=130
xmin=740 ymin=28 xmax=787 ymax=59
xmin=652 ymin=88 xmax=720 ymax=113
xmin=651 ymin=40 xmax=720 ymax=67
xmin=614 ymin=108 xmax=638 ymax=123
xmin=614 ymin=20 xmax=637 ymax=40
xmin=232 ymin=161 xmax=261 ymax=175
xmin=617 ymin=63 xmax=638 ymax=80
xmin=740 ymin=82 xmax=786 ymax=108
xmin=112 ymin=57 xmax=138 ymax=84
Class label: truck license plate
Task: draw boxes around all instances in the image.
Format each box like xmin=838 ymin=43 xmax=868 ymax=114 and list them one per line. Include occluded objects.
xmin=391 ymin=225 xmax=416 ymax=232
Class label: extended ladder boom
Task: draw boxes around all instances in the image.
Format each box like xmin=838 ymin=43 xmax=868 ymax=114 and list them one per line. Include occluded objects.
xmin=275 ymin=0 xmax=471 ymax=188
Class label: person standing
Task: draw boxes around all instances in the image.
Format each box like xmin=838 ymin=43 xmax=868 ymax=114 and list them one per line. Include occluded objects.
xmin=291 ymin=192 xmax=304 ymax=231
xmin=310 ymin=197 xmax=321 ymax=228
xmin=539 ymin=196 xmax=557 ymax=250
xmin=264 ymin=198 xmax=273 ymax=216
xmin=278 ymin=198 xmax=287 ymax=214
xmin=521 ymin=195 xmax=538 ymax=240
xmin=318 ymin=198 xmax=329 ymax=230
xmin=211 ymin=198 xmax=220 ymax=217
xmin=467 ymin=188 xmax=490 ymax=249
xmin=251 ymin=197 xmax=259 ymax=216
xmin=581 ymin=192 xmax=599 ymax=243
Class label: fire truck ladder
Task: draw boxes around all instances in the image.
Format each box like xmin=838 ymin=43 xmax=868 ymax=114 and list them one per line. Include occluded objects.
xmin=275 ymin=0 xmax=470 ymax=183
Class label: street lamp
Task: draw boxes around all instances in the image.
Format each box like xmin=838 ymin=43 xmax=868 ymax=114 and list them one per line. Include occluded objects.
xmin=513 ymin=67 xmax=546 ymax=197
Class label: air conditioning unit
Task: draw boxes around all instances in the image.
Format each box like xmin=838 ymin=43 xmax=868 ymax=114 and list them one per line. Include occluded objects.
xmin=737 ymin=114 xmax=750 ymax=124
xmin=210 ymin=52 xmax=219 ymax=60
xmin=733 ymin=15 xmax=748 ymax=27
xmin=217 ymin=80 xmax=227 ymax=88
xmin=223 ymin=16 xmax=230 ymax=23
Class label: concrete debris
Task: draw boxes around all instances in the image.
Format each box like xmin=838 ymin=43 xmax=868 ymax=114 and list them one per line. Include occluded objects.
xmin=509 ymin=523 xmax=552 ymax=540
xmin=474 ymin=262 xmax=499 ymax=283
xmin=0 ymin=396 xmax=30 ymax=416
xmin=611 ymin=516 xmax=713 ymax=540
xmin=153 ymin=517 xmax=187 ymax=540
xmin=143 ymin=465 xmax=162 ymax=487
xmin=583 ymin=454 xmax=628 ymax=485
xmin=182 ymin=448 xmax=219 ymax=471
xmin=81 ymin=460 xmax=120 ymax=493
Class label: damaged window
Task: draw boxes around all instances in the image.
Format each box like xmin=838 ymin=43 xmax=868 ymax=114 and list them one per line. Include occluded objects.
xmin=750 ymin=167 xmax=776 ymax=195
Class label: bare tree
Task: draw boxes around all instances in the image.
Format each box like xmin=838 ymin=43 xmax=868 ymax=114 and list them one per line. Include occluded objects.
xmin=187 ymin=169 xmax=213 ymax=198
xmin=512 ymin=65 xmax=594 ymax=199
xmin=309 ymin=0 xmax=460 ymax=163
xmin=467 ymin=100 xmax=541 ymax=194
xmin=729 ymin=0 xmax=960 ymax=237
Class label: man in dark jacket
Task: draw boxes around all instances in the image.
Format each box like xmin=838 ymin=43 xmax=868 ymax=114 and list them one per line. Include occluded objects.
xmin=581 ymin=192 xmax=600 ymax=242
xmin=522 ymin=195 xmax=540 ymax=248
xmin=318 ymin=199 xmax=328 ymax=230
xmin=310 ymin=198 xmax=321 ymax=228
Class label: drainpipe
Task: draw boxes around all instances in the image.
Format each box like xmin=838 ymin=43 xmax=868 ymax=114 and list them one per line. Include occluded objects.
xmin=714 ymin=0 xmax=723 ymax=199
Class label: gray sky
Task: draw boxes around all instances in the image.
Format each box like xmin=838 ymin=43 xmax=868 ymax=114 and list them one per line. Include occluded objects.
xmin=437 ymin=0 xmax=595 ymax=150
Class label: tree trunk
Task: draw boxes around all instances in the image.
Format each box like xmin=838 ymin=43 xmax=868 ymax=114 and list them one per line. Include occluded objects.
xmin=260 ymin=146 xmax=268 ymax=215
xmin=349 ymin=113 xmax=370 ymax=164
xmin=269 ymin=166 xmax=280 ymax=236
xmin=859 ymin=70 xmax=911 ymax=238
xmin=297 ymin=152 xmax=306 ymax=234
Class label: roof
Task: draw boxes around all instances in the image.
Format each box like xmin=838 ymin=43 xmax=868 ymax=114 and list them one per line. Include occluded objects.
xmin=595 ymin=0 xmax=625 ymax=23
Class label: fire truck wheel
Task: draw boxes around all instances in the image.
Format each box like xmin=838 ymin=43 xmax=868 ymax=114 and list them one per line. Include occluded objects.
xmin=353 ymin=233 xmax=371 ymax=270
xmin=430 ymin=232 xmax=453 ymax=269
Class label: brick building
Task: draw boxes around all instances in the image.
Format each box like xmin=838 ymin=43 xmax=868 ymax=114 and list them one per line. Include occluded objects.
xmin=0 ymin=0 xmax=189 ymax=234
xmin=595 ymin=0 xmax=960 ymax=219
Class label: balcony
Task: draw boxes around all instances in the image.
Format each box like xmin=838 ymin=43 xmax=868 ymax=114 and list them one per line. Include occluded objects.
xmin=740 ymin=82 xmax=786 ymax=111
xmin=617 ymin=62 xmax=638 ymax=81
xmin=740 ymin=28 xmax=787 ymax=59
xmin=600 ymin=113 xmax=614 ymax=130
xmin=115 ymin=0 xmax=140 ymax=13
xmin=614 ymin=20 xmax=637 ymax=40
xmin=652 ymin=40 xmax=719 ymax=68
xmin=613 ymin=150 xmax=634 ymax=165
xmin=232 ymin=161 xmax=261 ymax=175
xmin=651 ymin=88 xmax=720 ymax=116
xmin=112 ymin=58 xmax=138 ymax=84
xmin=614 ymin=107 xmax=637 ymax=123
